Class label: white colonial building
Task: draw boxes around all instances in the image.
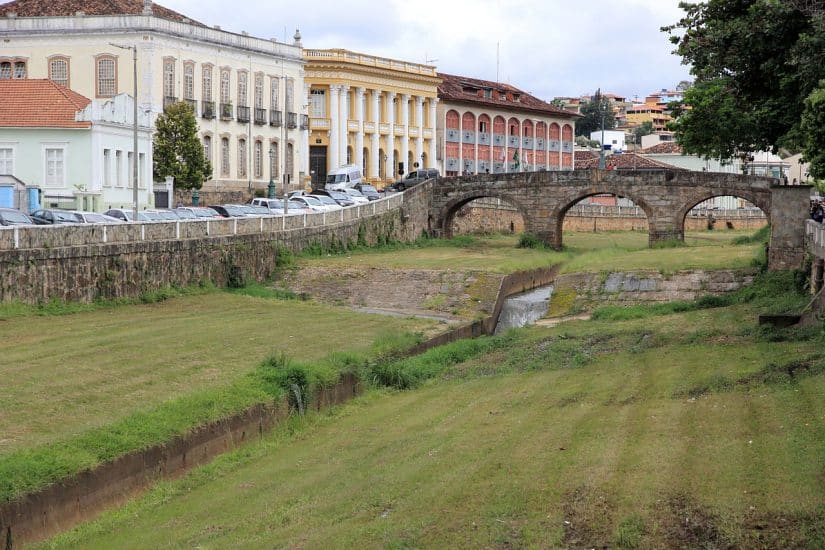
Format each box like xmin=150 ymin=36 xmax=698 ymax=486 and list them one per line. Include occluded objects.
xmin=0 ymin=0 xmax=309 ymax=195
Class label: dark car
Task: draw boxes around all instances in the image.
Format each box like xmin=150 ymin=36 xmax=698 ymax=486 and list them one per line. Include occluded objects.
xmin=310 ymin=189 xmax=355 ymax=207
xmin=0 ymin=207 xmax=34 ymax=226
xmin=208 ymin=204 xmax=249 ymax=218
xmin=30 ymin=208 xmax=80 ymax=225
xmin=354 ymin=184 xmax=380 ymax=201
xmin=388 ymin=168 xmax=440 ymax=191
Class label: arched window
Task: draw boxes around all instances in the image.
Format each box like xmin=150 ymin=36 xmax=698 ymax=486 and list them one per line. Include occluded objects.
xmin=48 ymin=57 xmax=69 ymax=87
xmin=221 ymin=137 xmax=230 ymax=176
xmin=202 ymin=64 xmax=213 ymax=102
xmin=269 ymin=142 xmax=279 ymax=179
xmin=254 ymin=140 xmax=263 ymax=178
xmin=163 ymin=58 xmax=176 ymax=100
xmin=237 ymin=70 xmax=248 ymax=107
xmin=96 ymin=55 xmax=116 ymax=97
xmin=238 ymin=138 xmax=247 ymax=178
xmin=254 ymin=73 xmax=264 ymax=109
xmin=203 ymin=135 xmax=212 ymax=165
xmin=220 ymin=69 xmax=230 ymax=104
xmin=286 ymin=142 xmax=294 ymax=178
xmin=183 ymin=62 xmax=194 ymax=100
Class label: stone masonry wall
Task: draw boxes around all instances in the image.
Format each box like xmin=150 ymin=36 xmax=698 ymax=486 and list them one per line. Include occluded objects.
xmin=0 ymin=184 xmax=432 ymax=304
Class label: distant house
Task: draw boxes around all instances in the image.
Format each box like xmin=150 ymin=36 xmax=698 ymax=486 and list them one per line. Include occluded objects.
xmin=0 ymin=79 xmax=152 ymax=211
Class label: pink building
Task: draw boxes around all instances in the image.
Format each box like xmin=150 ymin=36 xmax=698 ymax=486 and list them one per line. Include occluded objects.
xmin=437 ymin=73 xmax=579 ymax=176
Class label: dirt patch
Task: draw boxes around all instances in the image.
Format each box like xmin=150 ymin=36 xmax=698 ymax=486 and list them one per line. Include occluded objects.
xmin=659 ymin=493 xmax=730 ymax=549
xmin=562 ymin=486 xmax=615 ymax=549
xmin=739 ymin=509 xmax=825 ymax=548
xmin=279 ymin=266 xmax=502 ymax=321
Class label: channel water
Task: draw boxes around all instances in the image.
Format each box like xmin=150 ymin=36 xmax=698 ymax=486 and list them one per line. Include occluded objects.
xmin=494 ymin=285 xmax=554 ymax=334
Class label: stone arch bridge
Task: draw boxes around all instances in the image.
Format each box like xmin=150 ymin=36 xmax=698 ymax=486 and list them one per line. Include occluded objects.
xmin=429 ymin=170 xmax=811 ymax=270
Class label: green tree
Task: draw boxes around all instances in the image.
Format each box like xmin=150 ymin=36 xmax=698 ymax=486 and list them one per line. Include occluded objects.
xmin=800 ymin=81 xmax=825 ymax=188
xmin=632 ymin=121 xmax=654 ymax=145
xmin=575 ymin=90 xmax=616 ymax=137
xmin=153 ymin=101 xmax=211 ymax=190
xmin=663 ymin=1 xmax=825 ymax=165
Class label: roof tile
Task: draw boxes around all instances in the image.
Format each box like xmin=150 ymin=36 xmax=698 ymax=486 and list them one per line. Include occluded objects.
xmin=0 ymin=0 xmax=203 ymax=25
xmin=0 ymin=79 xmax=92 ymax=128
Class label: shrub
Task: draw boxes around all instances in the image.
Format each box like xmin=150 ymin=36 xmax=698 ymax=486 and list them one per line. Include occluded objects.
xmin=517 ymin=232 xmax=545 ymax=249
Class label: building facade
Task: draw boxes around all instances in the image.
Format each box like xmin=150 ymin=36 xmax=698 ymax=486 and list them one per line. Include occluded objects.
xmin=0 ymin=80 xmax=153 ymax=211
xmin=303 ymin=49 xmax=440 ymax=187
xmin=0 ymin=0 xmax=308 ymax=195
xmin=437 ymin=74 xmax=579 ymax=176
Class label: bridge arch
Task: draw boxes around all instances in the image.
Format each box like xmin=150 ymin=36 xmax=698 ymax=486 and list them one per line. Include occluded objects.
xmin=676 ymin=190 xmax=772 ymax=225
xmin=439 ymin=191 xmax=531 ymax=239
xmin=550 ymin=190 xmax=657 ymax=249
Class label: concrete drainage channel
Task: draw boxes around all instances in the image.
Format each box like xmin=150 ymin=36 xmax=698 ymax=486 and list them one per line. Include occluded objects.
xmin=0 ymin=266 xmax=559 ymax=547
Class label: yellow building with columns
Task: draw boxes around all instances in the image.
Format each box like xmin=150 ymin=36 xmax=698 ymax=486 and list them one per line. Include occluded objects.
xmin=303 ymin=49 xmax=441 ymax=187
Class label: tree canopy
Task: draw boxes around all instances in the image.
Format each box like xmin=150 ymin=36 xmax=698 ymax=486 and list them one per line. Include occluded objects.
xmin=153 ymin=102 xmax=212 ymax=190
xmin=575 ymin=90 xmax=616 ymax=137
xmin=662 ymin=0 xmax=825 ymax=171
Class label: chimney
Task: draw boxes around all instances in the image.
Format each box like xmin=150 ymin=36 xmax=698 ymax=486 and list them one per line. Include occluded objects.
xmin=142 ymin=0 xmax=153 ymax=15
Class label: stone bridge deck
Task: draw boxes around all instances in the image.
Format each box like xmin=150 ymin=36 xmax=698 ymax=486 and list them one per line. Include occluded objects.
xmin=431 ymin=170 xmax=810 ymax=270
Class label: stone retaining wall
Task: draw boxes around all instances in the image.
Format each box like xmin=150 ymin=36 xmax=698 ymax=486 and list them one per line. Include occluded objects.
xmin=0 ymin=186 xmax=432 ymax=304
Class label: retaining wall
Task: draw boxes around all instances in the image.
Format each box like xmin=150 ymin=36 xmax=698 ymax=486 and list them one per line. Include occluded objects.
xmin=0 ymin=188 xmax=432 ymax=304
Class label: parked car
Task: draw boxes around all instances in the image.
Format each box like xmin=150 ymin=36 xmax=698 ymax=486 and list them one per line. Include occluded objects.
xmin=30 ymin=208 xmax=82 ymax=225
xmin=231 ymin=204 xmax=274 ymax=217
xmin=354 ymin=184 xmax=380 ymax=201
xmin=340 ymin=187 xmax=370 ymax=205
xmin=290 ymin=196 xmax=330 ymax=213
xmin=311 ymin=189 xmax=355 ymax=207
xmin=175 ymin=206 xmax=222 ymax=219
xmin=209 ymin=204 xmax=250 ymax=218
xmin=254 ymin=198 xmax=313 ymax=215
xmin=71 ymin=211 xmax=123 ymax=224
xmin=388 ymin=168 xmax=440 ymax=191
xmin=104 ymin=208 xmax=152 ymax=222
xmin=172 ymin=208 xmax=198 ymax=219
xmin=324 ymin=164 xmax=363 ymax=190
xmin=0 ymin=207 xmax=34 ymax=226
xmin=309 ymin=193 xmax=348 ymax=210
xmin=143 ymin=209 xmax=180 ymax=221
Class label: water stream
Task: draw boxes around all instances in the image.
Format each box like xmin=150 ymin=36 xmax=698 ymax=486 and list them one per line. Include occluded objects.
xmin=494 ymin=285 xmax=554 ymax=334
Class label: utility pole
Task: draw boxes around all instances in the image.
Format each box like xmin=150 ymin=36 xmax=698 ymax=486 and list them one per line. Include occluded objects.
xmin=111 ymin=43 xmax=139 ymax=218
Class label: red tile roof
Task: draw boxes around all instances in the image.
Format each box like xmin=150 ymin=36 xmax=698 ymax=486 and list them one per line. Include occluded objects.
xmin=640 ymin=142 xmax=683 ymax=154
xmin=0 ymin=79 xmax=91 ymax=128
xmin=575 ymin=152 xmax=684 ymax=170
xmin=438 ymin=73 xmax=579 ymax=119
xmin=0 ymin=0 xmax=204 ymax=25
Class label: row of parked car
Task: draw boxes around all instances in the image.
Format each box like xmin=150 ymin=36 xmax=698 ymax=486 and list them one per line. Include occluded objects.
xmin=0 ymin=183 xmax=388 ymax=227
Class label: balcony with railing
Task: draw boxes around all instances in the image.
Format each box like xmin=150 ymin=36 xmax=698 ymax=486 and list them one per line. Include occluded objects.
xmin=182 ymin=98 xmax=197 ymax=113
xmin=347 ymin=120 xmax=359 ymax=132
xmin=269 ymin=110 xmax=282 ymax=127
xmin=163 ymin=96 xmax=178 ymax=109
xmin=220 ymin=102 xmax=233 ymax=120
xmin=237 ymin=105 xmax=250 ymax=123
xmin=254 ymin=107 xmax=266 ymax=125
xmin=310 ymin=117 xmax=330 ymax=130
xmin=363 ymin=121 xmax=376 ymax=133
xmin=201 ymin=100 xmax=215 ymax=119
xmin=408 ymin=126 xmax=419 ymax=138
xmin=287 ymin=112 xmax=297 ymax=129
xmin=394 ymin=124 xmax=405 ymax=136
xmin=379 ymin=123 xmax=391 ymax=134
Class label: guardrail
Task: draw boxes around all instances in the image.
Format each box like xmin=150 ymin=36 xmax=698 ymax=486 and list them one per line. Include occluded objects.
xmin=464 ymin=199 xmax=768 ymax=219
xmin=0 ymin=194 xmax=405 ymax=251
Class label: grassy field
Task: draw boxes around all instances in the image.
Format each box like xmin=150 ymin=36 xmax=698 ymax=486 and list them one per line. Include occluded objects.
xmin=0 ymin=291 xmax=437 ymax=501
xmin=46 ymin=295 xmax=825 ymax=548
xmin=300 ymin=229 xmax=762 ymax=274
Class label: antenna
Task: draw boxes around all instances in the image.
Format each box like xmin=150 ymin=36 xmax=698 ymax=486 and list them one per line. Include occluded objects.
xmin=496 ymin=42 xmax=500 ymax=83
xmin=424 ymin=51 xmax=438 ymax=65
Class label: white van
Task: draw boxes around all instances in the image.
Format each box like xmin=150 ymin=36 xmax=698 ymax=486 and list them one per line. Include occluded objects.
xmin=325 ymin=164 xmax=363 ymax=191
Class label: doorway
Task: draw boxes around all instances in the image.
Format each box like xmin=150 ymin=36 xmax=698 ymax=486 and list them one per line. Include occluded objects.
xmin=310 ymin=146 xmax=327 ymax=187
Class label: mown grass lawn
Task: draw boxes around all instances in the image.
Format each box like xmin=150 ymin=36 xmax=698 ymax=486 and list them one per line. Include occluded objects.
xmin=301 ymin=229 xmax=761 ymax=274
xmin=47 ymin=302 xmax=825 ymax=548
xmin=0 ymin=292 xmax=437 ymax=457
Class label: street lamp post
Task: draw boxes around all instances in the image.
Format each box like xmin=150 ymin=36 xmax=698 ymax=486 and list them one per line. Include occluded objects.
xmin=111 ymin=43 xmax=139 ymax=219
xmin=598 ymin=110 xmax=606 ymax=170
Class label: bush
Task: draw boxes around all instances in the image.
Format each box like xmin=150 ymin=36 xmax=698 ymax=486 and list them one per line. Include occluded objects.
xmin=517 ymin=232 xmax=545 ymax=249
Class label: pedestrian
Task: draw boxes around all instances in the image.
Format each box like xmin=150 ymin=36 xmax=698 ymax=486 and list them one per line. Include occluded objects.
xmin=813 ymin=202 xmax=824 ymax=224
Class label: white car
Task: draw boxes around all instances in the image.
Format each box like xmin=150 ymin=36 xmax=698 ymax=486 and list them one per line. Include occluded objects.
xmin=71 ymin=211 xmax=124 ymax=224
xmin=308 ymin=194 xmax=344 ymax=211
xmin=341 ymin=187 xmax=370 ymax=205
xmin=292 ymin=195 xmax=337 ymax=213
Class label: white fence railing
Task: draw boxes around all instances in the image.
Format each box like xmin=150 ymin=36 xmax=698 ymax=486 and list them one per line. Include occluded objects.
xmin=465 ymin=199 xmax=768 ymax=219
xmin=807 ymin=219 xmax=825 ymax=257
xmin=0 ymin=194 xmax=404 ymax=252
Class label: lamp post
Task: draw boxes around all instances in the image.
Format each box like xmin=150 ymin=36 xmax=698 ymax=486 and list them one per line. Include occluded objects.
xmin=268 ymin=147 xmax=276 ymax=198
xmin=111 ymin=43 xmax=139 ymax=219
xmin=598 ymin=110 xmax=606 ymax=170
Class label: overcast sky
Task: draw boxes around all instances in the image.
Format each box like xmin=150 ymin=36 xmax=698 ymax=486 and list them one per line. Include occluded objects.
xmin=162 ymin=0 xmax=693 ymax=103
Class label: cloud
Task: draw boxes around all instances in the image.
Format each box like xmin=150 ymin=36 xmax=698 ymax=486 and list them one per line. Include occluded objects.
xmin=161 ymin=0 xmax=692 ymax=101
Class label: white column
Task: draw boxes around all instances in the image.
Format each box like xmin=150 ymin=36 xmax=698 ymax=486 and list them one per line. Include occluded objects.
xmin=355 ymin=87 xmax=365 ymax=171
xmin=385 ymin=91 xmax=396 ymax=180
xmin=329 ymin=84 xmax=340 ymax=169
xmin=414 ymin=96 xmax=424 ymax=170
xmin=371 ymin=89 xmax=380 ymax=180
xmin=400 ymin=93 xmax=410 ymax=175
xmin=339 ymin=85 xmax=350 ymax=165
xmin=301 ymin=83 xmax=310 ymax=176
xmin=429 ymin=98 xmax=437 ymax=171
